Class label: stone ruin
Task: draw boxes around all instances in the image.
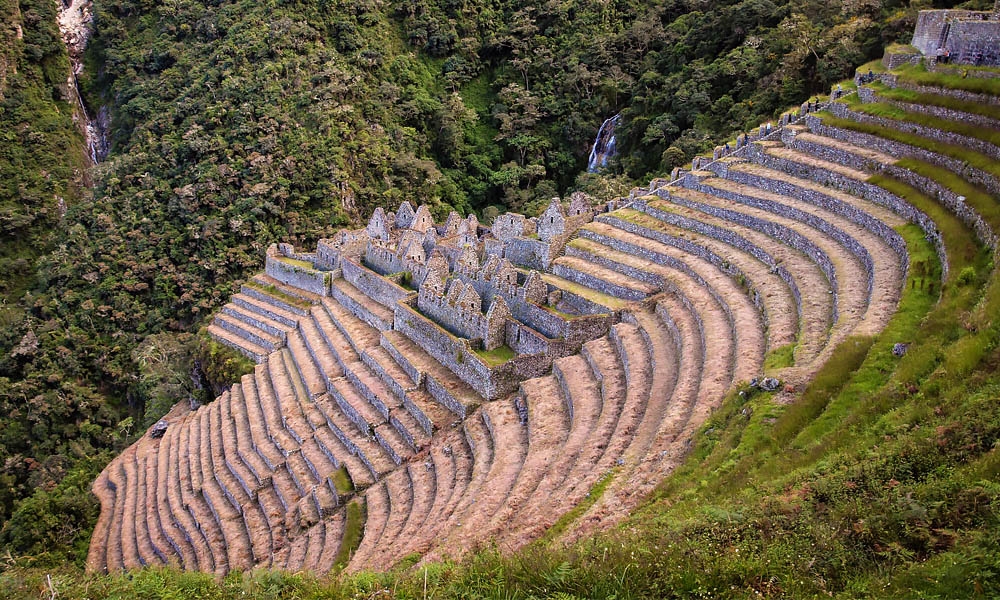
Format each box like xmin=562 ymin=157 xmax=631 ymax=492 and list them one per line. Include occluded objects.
xmin=86 ymin=53 xmax=999 ymax=575
xmin=911 ymin=1 xmax=1000 ymax=66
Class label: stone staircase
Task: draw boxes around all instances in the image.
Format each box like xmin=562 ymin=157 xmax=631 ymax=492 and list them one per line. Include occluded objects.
xmin=88 ymin=62 xmax=1000 ymax=575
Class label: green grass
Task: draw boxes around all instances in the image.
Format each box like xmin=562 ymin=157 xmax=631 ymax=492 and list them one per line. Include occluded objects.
xmin=474 ymin=344 xmax=516 ymax=366
xmin=818 ymin=112 xmax=1000 ymax=180
xmin=895 ymin=157 xmax=1000 ymax=233
xmin=844 ymin=94 xmax=1000 ymax=148
xmin=896 ymin=62 xmax=1000 ymax=96
xmin=331 ymin=500 xmax=365 ymax=572
xmin=535 ymin=468 xmax=618 ymax=545
xmin=275 ymin=255 xmax=317 ymax=270
xmin=329 ymin=466 xmax=354 ymax=495
xmin=763 ymin=342 xmax=797 ymax=372
xmin=244 ymin=279 xmax=313 ymax=309
xmin=873 ymin=83 xmax=1000 ymax=120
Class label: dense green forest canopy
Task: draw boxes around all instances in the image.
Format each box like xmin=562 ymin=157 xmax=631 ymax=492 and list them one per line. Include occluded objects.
xmin=0 ymin=0 xmax=982 ymax=566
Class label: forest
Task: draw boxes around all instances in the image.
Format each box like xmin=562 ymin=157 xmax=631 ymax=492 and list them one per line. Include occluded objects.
xmin=0 ymin=0 xmax=990 ymax=588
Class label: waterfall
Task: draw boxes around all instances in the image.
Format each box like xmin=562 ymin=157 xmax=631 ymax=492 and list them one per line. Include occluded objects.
xmin=58 ymin=0 xmax=107 ymax=163
xmin=587 ymin=113 xmax=621 ymax=173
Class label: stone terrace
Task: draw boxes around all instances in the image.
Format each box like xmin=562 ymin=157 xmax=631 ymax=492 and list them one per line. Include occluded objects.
xmin=87 ymin=62 xmax=1000 ymax=574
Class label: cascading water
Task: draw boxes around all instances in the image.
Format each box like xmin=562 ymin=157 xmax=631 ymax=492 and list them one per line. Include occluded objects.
xmin=57 ymin=0 xmax=108 ymax=163
xmin=587 ymin=113 xmax=621 ymax=172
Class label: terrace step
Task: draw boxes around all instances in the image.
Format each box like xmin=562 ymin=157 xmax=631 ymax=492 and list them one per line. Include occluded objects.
xmin=330 ymin=278 xmax=395 ymax=331
xmin=230 ymin=292 xmax=301 ymax=327
xmin=580 ymin=220 xmax=797 ymax=354
xmin=701 ymin=170 xmax=903 ymax=338
xmin=786 ymin=128 xmax=898 ymax=168
xmin=430 ymin=400 xmax=527 ymax=563
xmin=371 ymin=457 xmax=437 ymax=568
xmin=255 ymin=273 xmax=323 ymax=304
xmin=205 ymin=324 xmax=268 ymax=362
xmin=484 ymin=374 xmax=569 ymax=547
xmin=222 ymin=302 xmax=293 ymax=339
xmin=163 ymin=417 xmax=214 ymax=572
xmin=551 ymin=255 xmax=659 ymax=301
xmin=298 ymin=313 xmax=345 ymax=382
xmin=284 ymin=334 xmax=326 ymax=398
xmin=320 ymin=295 xmax=382 ymax=354
xmin=605 ymin=205 xmax=831 ymax=370
xmin=381 ymin=329 xmax=482 ymax=419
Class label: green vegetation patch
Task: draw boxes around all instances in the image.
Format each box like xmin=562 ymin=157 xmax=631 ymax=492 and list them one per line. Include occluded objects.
xmin=896 ymin=157 xmax=1000 ymax=234
xmin=896 ymin=62 xmax=1000 ymax=96
xmin=763 ymin=342 xmax=796 ymax=371
xmin=275 ymin=256 xmax=317 ymax=270
xmin=873 ymin=83 xmax=1000 ymax=120
xmin=474 ymin=344 xmax=516 ymax=366
xmin=244 ymin=280 xmax=312 ymax=310
xmin=195 ymin=331 xmax=256 ymax=390
xmin=535 ymin=468 xmax=618 ymax=545
xmin=332 ymin=500 xmax=365 ymax=572
xmin=845 ymin=96 xmax=1000 ymax=148
xmin=329 ymin=466 xmax=354 ymax=495
xmin=819 ymin=112 xmax=1000 ymax=180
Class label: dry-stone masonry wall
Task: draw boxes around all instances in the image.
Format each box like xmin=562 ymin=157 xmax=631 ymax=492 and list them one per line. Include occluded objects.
xmin=93 ymin=55 xmax=998 ymax=577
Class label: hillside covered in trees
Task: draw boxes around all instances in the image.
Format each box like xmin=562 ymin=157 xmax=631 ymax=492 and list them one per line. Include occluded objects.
xmin=1 ymin=0 xmax=995 ymax=593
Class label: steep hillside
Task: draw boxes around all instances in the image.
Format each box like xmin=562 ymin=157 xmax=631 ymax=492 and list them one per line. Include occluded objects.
xmin=0 ymin=0 xmax=989 ymax=581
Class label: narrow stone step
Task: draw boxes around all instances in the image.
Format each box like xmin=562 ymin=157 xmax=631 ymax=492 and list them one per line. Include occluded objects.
xmin=178 ymin=411 xmax=228 ymax=574
xmin=482 ymin=374 xmax=569 ymax=548
xmin=700 ymin=172 xmax=901 ymax=338
xmin=136 ymin=452 xmax=170 ymax=565
xmin=285 ymin=332 xmax=326 ymax=397
xmin=581 ymin=220 xmax=798 ymax=354
xmin=788 ymin=129 xmax=898 ymax=167
xmin=198 ymin=406 xmax=251 ymax=571
xmin=552 ymin=254 xmax=659 ymax=301
xmin=433 ymin=400 xmax=527 ymax=564
xmin=394 ymin=429 xmax=462 ymax=562
xmin=360 ymin=468 xmax=414 ymax=565
xmin=381 ymin=329 xmax=481 ymax=420
xmin=609 ymin=202 xmax=830 ymax=369
xmin=320 ymin=295 xmax=381 ymax=355
xmin=330 ymin=278 xmax=395 ymax=330
xmin=255 ymin=273 xmax=323 ymax=304
xmin=198 ymin=402 xmax=255 ymax=569
xmin=547 ymin=335 xmax=631 ymax=516
xmin=231 ymin=292 xmax=301 ymax=327
xmin=373 ymin=457 xmax=437 ymax=568
xmin=117 ymin=454 xmax=141 ymax=569
xmin=166 ymin=418 xmax=213 ymax=572
xmin=86 ymin=471 xmax=116 ymax=572
xmin=205 ymin=324 xmax=268 ymax=362
xmin=150 ymin=435 xmax=189 ymax=569
xmin=220 ymin=304 xmax=290 ymax=343
xmin=349 ymin=481 xmax=392 ymax=571
xmin=255 ymin=363 xmax=305 ymax=452
xmin=239 ymin=372 xmax=288 ymax=473
xmin=314 ymin=509 xmax=347 ymax=573
xmin=299 ymin=313 xmax=345 ymax=382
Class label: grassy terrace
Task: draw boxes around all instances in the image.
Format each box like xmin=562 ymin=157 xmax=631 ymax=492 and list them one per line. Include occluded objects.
xmin=275 ymin=255 xmax=317 ymax=270
xmin=245 ymin=279 xmax=313 ymax=310
xmin=895 ymin=62 xmax=1000 ymax=96
xmin=871 ymin=83 xmax=1000 ymax=121
xmin=842 ymin=93 xmax=1000 ymax=148
xmin=818 ymin=111 xmax=1000 ymax=180
xmin=474 ymin=344 xmax=516 ymax=366
xmin=539 ymin=272 xmax=630 ymax=311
